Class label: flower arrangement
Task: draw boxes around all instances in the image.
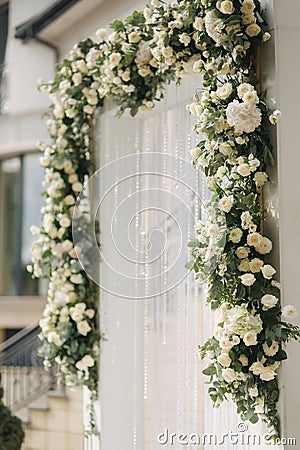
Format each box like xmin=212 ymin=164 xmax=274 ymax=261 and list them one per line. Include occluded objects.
xmin=29 ymin=0 xmax=300 ymax=439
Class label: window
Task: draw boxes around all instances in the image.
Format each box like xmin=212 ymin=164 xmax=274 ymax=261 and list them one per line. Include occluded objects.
xmin=0 ymin=153 xmax=46 ymax=296
xmin=0 ymin=2 xmax=9 ymax=113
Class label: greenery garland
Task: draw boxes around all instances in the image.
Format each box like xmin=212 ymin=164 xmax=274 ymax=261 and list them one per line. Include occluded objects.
xmin=29 ymin=0 xmax=300 ymax=439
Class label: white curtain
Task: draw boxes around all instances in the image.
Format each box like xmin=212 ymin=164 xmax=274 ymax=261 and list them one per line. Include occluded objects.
xmin=91 ymin=77 xmax=250 ymax=450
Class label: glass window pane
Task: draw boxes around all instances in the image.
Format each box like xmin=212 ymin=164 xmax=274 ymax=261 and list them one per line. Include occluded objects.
xmin=0 ymin=153 xmax=46 ymax=296
xmin=21 ymin=153 xmax=45 ymax=295
xmin=0 ymin=157 xmax=22 ymax=295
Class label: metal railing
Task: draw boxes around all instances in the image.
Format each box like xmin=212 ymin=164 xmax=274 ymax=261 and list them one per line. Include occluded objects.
xmin=0 ymin=322 xmax=57 ymax=411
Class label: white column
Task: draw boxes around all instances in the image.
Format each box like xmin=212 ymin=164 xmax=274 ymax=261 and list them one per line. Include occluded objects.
xmin=272 ymin=1 xmax=300 ymax=447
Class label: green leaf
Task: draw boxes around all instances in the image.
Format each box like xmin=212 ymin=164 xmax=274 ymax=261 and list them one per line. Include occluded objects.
xmin=249 ymin=413 xmax=259 ymax=424
xmin=203 ymin=364 xmax=216 ymax=376
xmin=110 ymin=19 xmax=124 ymax=32
xmin=274 ymin=349 xmax=287 ymax=361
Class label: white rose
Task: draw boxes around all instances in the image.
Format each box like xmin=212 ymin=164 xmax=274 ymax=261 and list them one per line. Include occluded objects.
xmin=219 ymin=195 xmax=234 ymax=213
xmin=179 ymin=33 xmax=191 ymax=46
xmin=250 ymin=361 xmax=264 ymax=375
xmin=226 ymin=100 xmax=261 ymax=134
xmin=219 ymin=337 xmax=231 ymax=350
xmin=254 ymin=171 xmax=268 ymax=187
xmin=261 ymin=294 xmax=278 ymax=310
xmin=237 ymin=82 xmax=253 ymax=99
xmin=237 ymin=163 xmax=251 ymax=177
xmin=109 ymin=52 xmax=122 ymax=68
xmin=40 ymin=156 xmax=50 ymax=167
xmin=263 ymin=341 xmax=279 ymax=357
xmin=255 ymin=236 xmax=272 ymax=254
xmin=72 ymin=72 xmax=82 ymax=86
xmin=83 ymin=104 xmax=94 ymax=115
xmin=75 ymin=302 xmax=86 ymax=313
xmin=242 ymin=13 xmax=256 ymax=25
xmin=282 ymin=305 xmax=298 ymax=321
xmin=247 ymin=232 xmax=261 ymax=247
xmin=217 ymin=353 xmax=231 ymax=367
xmin=261 ymin=264 xmax=276 ymax=279
xmin=64 ymin=160 xmax=74 ymax=174
xmin=70 ymin=309 xmax=83 ymax=322
xmin=243 ymin=91 xmax=259 ymax=104
xmin=85 ymin=309 xmax=95 ymax=319
xmin=219 ymin=0 xmax=235 ymax=14
xmin=231 ymin=335 xmax=240 ymax=345
xmin=77 ymin=320 xmax=92 ymax=336
xmin=243 ymin=331 xmax=257 ymax=346
xmin=222 ymin=368 xmax=236 ymax=383
xmin=219 ymin=142 xmax=232 ymax=156
xmin=82 ymin=355 xmax=94 ymax=368
xmin=240 ymin=273 xmax=256 ymax=286
xmin=75 ymin=360 xmax=87 ymax=372
xmin=70 ymin=273 xmax=83 ymax=284
xmin=241 ymin=0 xmax=255 ymax=14
xmin=64 ymin=194 xmax=75 ymax=206
xmin=236 ymin=246 xmax=250 ymax=259
xmin=72 ymin=181 xmax=83 ymax=193
xmin=229 ymin=228 xmax=243 ymax=243
xmin=47 ymin=331 xmax=62 ymax=347
xmin=246 ymin=23 xmax=261 ymax=37
xmin=238 ymin=259 xmax=250 ymax=272
xmin=249 ymin=258 xmax=264 ymax=273
xmin=62 ymin=240 xmax=73 ymax=252
xmin=193 ymin=17 xmax=204 ymax=31
xmin=260 ymin=367 xmax=276 ymax=381
xmin=60 ymin=216 xmax=71 ymax=228
xmin=128 ymin=32 xmax=141 ymax=43
xmin=216 ymin=83 xmax=232 ymax=100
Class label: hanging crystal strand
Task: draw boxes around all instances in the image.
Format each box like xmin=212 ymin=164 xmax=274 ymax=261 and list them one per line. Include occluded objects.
xmin=185 ymin=108 xmax=194 ymax=436
xmin=133 ymin=116 xmax=141 ymax=450
xmin=174 ymin=85 xmax=184 ymax=448
xmin=143 ymin=117 xmax=150 ymax=405
xmin=161 ymin=101 xmax=169 ymax=440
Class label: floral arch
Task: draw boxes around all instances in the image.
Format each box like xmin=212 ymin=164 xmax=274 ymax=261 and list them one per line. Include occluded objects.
xmin=29 ymin=0 xmax=300 ymax=439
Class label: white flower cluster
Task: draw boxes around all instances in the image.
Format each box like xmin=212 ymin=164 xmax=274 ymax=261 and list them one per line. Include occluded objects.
xmin=215 ymin=304 xmax=263 ymax=349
